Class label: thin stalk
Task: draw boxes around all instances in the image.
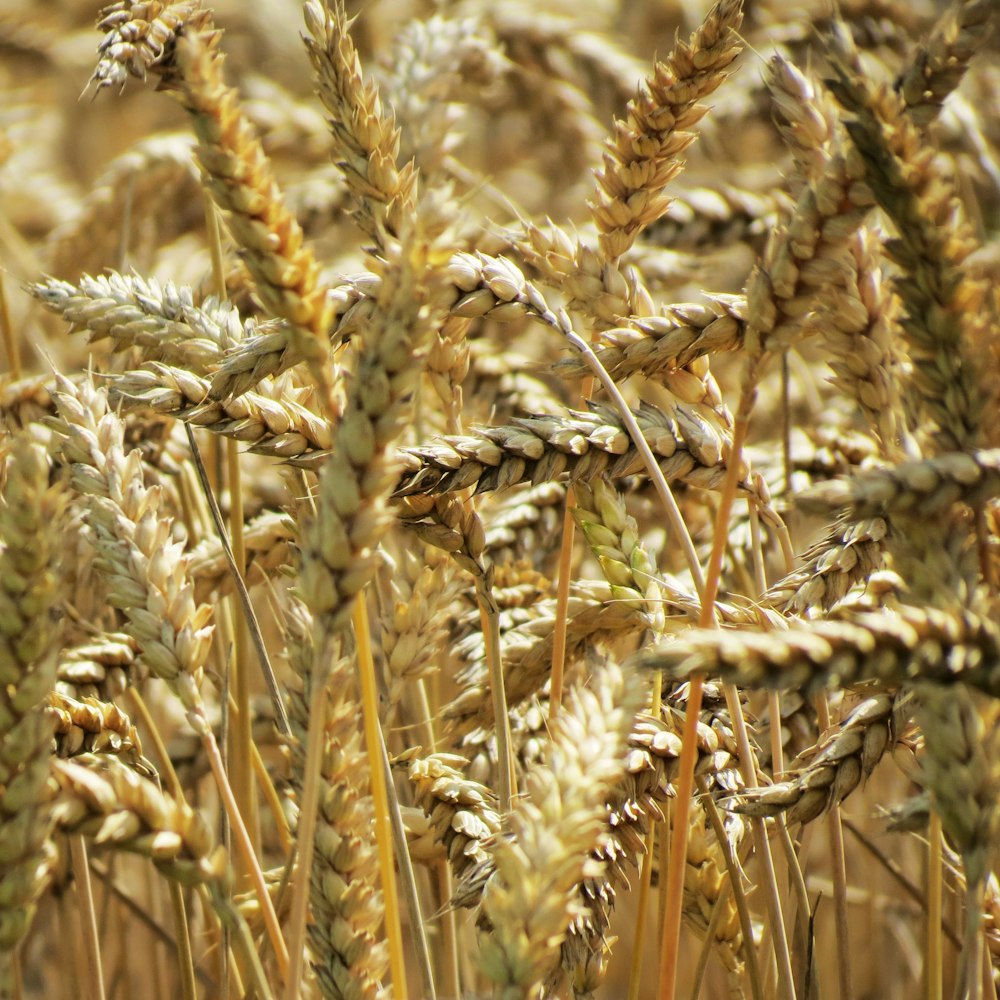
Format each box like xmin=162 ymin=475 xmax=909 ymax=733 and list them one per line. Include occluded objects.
xmin=698 ymin=777 xmax=765 ymax=1000
xmin=89 ymin=860 xmax=218 ymax=989
xmin=477 ymin=579 xmax=514 ymax=813
xmin=354 ymin=598 xmax=408 ymax=998
xmin=560 ymin=327 xmax=705 ymax=595
xmin=226 ymin=437 xmax=259 ymax=862
xmin=724 ymin=681 xmax=796 ymax=1000
xmin=627 ymin=672 xmax=665 ymax=1000
xmin=205 ymin=192 xmax=257 ymax=865
xmin=127 ymin=689 xmax=182 ymax=795
xmin=750 ymin=502 xmax=796 ymax=1000
xmin=208 ymin=886 xmax=277 ymax=1000
xmin=185 ymin=424 xmax=291 ymax=736
xmin=929 ymin=812 xmax=944 ymax=1000
xmin=0 ymin=272 xmax=20 ymax=379
xmin=689 ymin=878 xmax=733 ymax=1000
xmin=779 ymin=819 xmax=813 ymax=995
xmin=199 ymin=713 xmax=289 ymax=978
xmin=70 ymin=836 xmax=106 ymax=1000
xmin=281 ymin=676 xmax=328 ymax=1000
xmin=781 ymin=352 xmax=791 ymax=497
xmin=380 ymin=730 xmax=437 ymax=1000
xmin=657 ymin=679 xmax=704 ymax=1000
xmin=168 ymin=882 xmax=197 ymax=1000
xmin=416 ymin=678 xmax=462 ymax=999
xmin=657 ymin=394 xmax=753 ymax=1000
xmin=815 ymin=695 xmax=853 ymax=1000
xmin=249 ymin=735 xmax=293 ymax=853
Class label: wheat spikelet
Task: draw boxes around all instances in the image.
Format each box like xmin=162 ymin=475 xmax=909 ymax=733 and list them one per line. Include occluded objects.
xmin=554 ymin=294 xmax=748 ymax=384
xmin=591 ymin=0 xmax=744 ymax=261
xmin=478 ymin=655 xmax=641 ymax=998
xmin=111 ymin=362 xmax=332 ymax=464
xmin=729 ymin=691 xmax=912 ymax=824
xmin=764 ymin=517 xmax=888 ymax=615
xmin=895 ymin=0 xmax=997 ymax=126
xmin=302 ymin=0 xmax=418 ymax=246
xmin=56 ymin=633 xmax=137 ymax=703
xmin=378 ymin=549 xmax=463 ymax=712
xmin=51 ymin=754 xmax=226 ymax=885
xmin=0 ymin=437 xmax=66 ymax=954
xmin=158 ymin=24 xmax=339 ymax=416
xmin=50 ymin=375 xmax=214 ymax=710
xmin=572 ymin=476 xmax=665 ymax=632
xmin=636 ymin=604 xmax=1000 ymax=696
xmin=89 ymin=0 xmax=213 ymax=92
xmin=829 ymin=40 xmax=985 ymax=453
xmin=395 ymin=400 xmax=761 ymax=503
xmin=47 ymin=690 xmax=145 ymax=766
xmin=30 ymin=271 xmax=248 ymax=373
xmin=405 ymin=752 xmax=501 ymax=885
xmin=799 ymin=449 xmax=1000 ymax=519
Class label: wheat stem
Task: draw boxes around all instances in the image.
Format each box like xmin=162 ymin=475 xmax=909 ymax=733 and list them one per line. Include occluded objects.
xmin=168 ymin=881 xmax=197 ymax=1000
xmin=199 ymin=716 xmax=289 ymax=978
xmin=69 ymin=835 xmax=106 ymax=1000
xmin=354 ymin=598 xmax=408 ymax=997
xmin=282 ymin=674 xmax=328 ymax=1000
xmin=928 ymin=811 xmax=944 ymax=1000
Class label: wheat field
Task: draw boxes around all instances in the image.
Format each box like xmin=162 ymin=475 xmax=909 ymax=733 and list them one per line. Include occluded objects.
xmin=1 ymin=1 xmax=1000 ymax=998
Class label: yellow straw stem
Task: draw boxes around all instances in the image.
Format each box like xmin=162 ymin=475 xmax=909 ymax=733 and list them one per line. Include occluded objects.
xmin=928 ymin=812 xmax=943 ymax=1000
xmin=627 ymin=671 xmax=664 ymax=1000
xmin=657 ymin=400 xmax=751 ymax=1000
xmin=70 ymin=836 xmax=106 ymax=1000
xmin=353 ymin=598 xmax=408 ymax=998
xmin=282 ymin=676 xmax=329 ymax=1000
xmin=200 ymin=718 xmax=289 ymax=978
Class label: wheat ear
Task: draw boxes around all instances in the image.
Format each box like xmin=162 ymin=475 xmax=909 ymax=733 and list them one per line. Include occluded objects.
xmin=0 ymin=437 xmax=66 ymax=964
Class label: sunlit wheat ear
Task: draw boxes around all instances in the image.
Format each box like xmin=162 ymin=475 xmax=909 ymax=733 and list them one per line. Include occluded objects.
xmin=30 ymin=271 xmax=249 ymax=373
xmin=764 ymin=516 xmax=888 ymax=615
xmin=88 ymin=1 xmax=215 ymax=93
xmin=110 ymin=363 xmax=332 ymax=465
xmin=895 ymin=0 xmax=997 ymax=126
xmin=302 ymin=0 xmax=417 ymax=246
xmin=50 ymin=375 xmax=214 ymax=709
xmin=51 ymin=754 xmax=227 ymax=885
xmin=827 ymin=34 xmax=986 ymax=454
xmin=553 ymin=294 xmax=748 ymax=384
xmin=47 ymin=690 xmax=145 ymax=766
xmin=394 ymin=400 xmax=762 ymax=502
xmin=405 ymin=752 xmax=501 ymax=885
xmin=478 ymin=656 xmax=642 ymax=998
xmin=636 ymin=605 xmax=1000 ymax=696
xmin=156 ymin=21 xmax=339 ymax=417
xmin=729 ymin=691 xmax=913 ymax=825
xmin=591 ymin=0 xmax=744 ymax=261
xmin=0 ymin=437 xmax=66 ymax=957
